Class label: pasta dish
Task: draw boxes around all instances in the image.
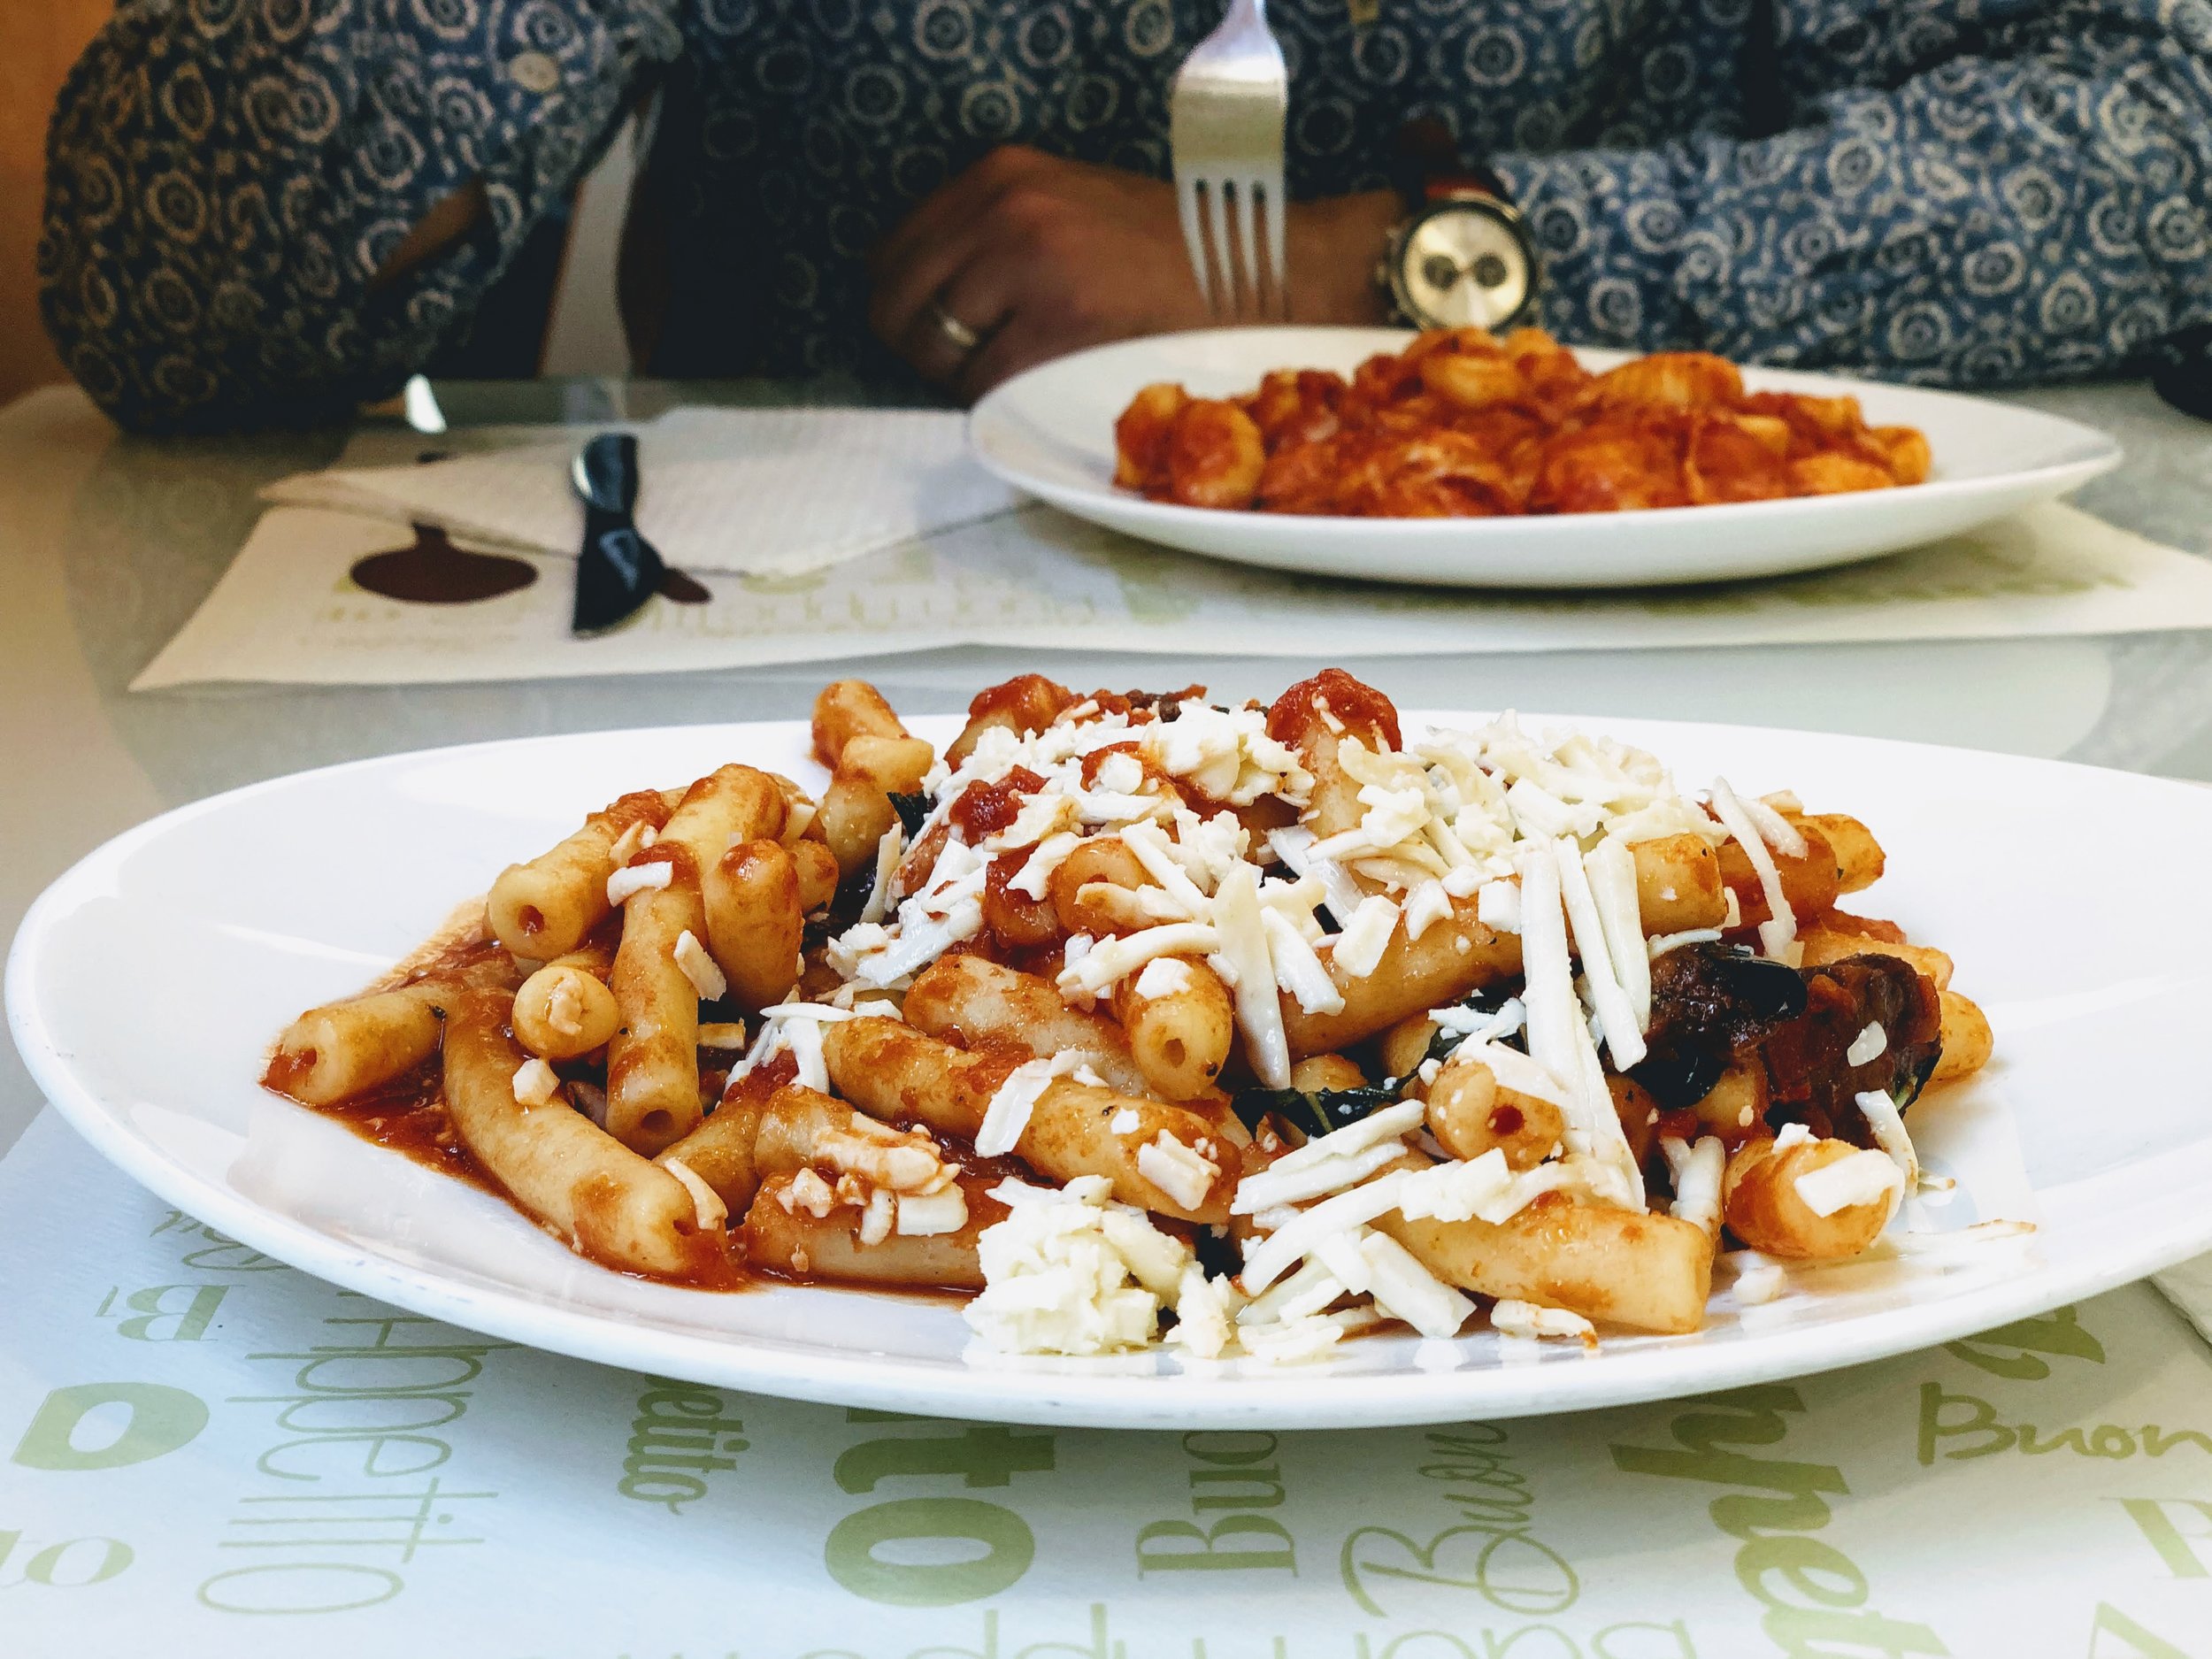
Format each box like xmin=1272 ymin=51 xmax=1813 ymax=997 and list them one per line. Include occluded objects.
xmin=267 ymin=671 xmax=1992 ymax=1362
xmin=1111 ymin=330 xmax=1932 ymax=517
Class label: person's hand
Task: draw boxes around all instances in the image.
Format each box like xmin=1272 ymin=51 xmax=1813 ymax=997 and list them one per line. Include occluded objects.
xmin=868 ymin=145 xmax=1400 ymax=400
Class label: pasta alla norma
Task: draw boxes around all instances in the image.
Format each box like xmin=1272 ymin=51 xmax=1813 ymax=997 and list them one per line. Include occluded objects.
xmin=265 ymin=669 xmax=1997 ymax=1362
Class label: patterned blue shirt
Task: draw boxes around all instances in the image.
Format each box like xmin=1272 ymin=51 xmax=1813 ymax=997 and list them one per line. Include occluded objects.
xmin=39 ymin=0 xmax=2212 ymax=431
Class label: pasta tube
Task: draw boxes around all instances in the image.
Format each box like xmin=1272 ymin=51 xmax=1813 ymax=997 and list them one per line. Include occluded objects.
xmin=487 ymin=788 xmax=672 ymax=960
xmin=820 ymin=1018 xmax=1231 ymax=1222
xmin=1629 ymin=833 xmax=1729 ymax=933
xmin=605 ymin=850 xmax=710 ymax=1155
xmin=703 ymin=839 xmax=803 ymax=1008
xmin=1381 ymin=1191 xmax=1716 ymax=1335
xmin=1264 ymin=669 xmax=1400 ymax=838
xmin=1719 ymin=823 xmax=1839 ymax=931
xmin=511 ymin=963 xmax=620 ymax=1062
xmin=1283 ymin=897 xmax=1521 ymax=1056
xmin=1047 ymin=837 xmax=1156 ymax=939
xmin=1931 ymin=991 xmax=1993 ymax=1085
xmin=1424 ymin=1058 xmax=1563 ymax=1171
xmin=741 ymin=1169 xmax=1005 ymax=1288
xmin=269 ymin=982 xmax=452 ymax=1105
xmin=442 ymin=987 xmax=706 ymax=1277
xmin=1721 ymin=1135 xmax=1894 ymax=1260
xmin=1112 ymin=955 xmax=1235 ymax=1101
xmin=810 ymin=681 xmax=937 ymax=874
xmin=945 ymin=672 xmax=1077 ymax=765
xmin=654 ymin=1093 xmax=768 ymax=1214
xmin=902 ymin=956 xmax=1151 ymax=1100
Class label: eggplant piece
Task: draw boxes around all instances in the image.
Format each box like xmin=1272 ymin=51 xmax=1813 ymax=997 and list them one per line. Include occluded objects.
xmin=1632 ymin=942 xmax=1942 ymax=1142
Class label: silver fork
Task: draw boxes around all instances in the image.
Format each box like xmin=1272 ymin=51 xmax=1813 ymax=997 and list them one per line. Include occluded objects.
xmin=1169 ymin=0 xmax=1290 ymax=321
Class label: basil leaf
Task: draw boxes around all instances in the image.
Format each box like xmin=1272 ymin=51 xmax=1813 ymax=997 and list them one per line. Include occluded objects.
xmin=1230 ymin=1081 xmax=1404 ymax=1141
xmin=888 ymin=792 xmax=933 ymax=838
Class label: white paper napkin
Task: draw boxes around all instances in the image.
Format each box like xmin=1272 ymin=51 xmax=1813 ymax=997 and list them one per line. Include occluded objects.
xmin=261 ymin=406 xmax=1021 ymax=577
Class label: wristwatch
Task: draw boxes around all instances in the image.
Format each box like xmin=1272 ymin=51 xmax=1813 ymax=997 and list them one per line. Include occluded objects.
xmin=1379 ymin=131 xmax=1540 ymax=332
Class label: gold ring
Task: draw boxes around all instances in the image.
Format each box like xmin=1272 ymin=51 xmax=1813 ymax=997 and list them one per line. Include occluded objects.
xmin=927 ymin=300 xmax=982 ymax=355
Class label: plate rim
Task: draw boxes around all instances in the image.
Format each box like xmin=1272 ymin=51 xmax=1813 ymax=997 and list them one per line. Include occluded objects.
xmin=10 ymin=712 xmax=2212 ymax=1430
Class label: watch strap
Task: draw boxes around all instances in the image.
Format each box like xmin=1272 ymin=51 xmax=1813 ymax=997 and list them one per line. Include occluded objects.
xmin=1386 ymin=119 xmax=1511 ymax=215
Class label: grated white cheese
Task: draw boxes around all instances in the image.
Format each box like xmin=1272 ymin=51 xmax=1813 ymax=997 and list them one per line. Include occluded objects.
xmin=1238 ymin=1172 xmax=1418 ymax=1294
xmin=1333 ymin=895 xmax=1402 ymax=979
xmin=1793 ymin=1148 xmax=1904 ymax=1218
xmin=1772 ymin=1121 xmax=1817 ymax=1150
xmin=1855 ymin=1087 xmax=1920 ymax=1189
xmin=672 ymin=930 xmax=727 ymax=1002
xmin=785 ymin=1167 xmax=837 ymax=1218
xmin=856 ymin=1187 xmax=896 ymax=1247
xmin=1739 ymin=794 xmax=1809 ymax=859
xmin=1709 ymin=778 xmax=1799 ymax=966
xmin=1262 ymin=906 xmax=1346 ymax=1016
xmin=1662 ymin=1134 xmax=1725 ymax=1236
xmin=1585 ymin=836 xmax=1651 ymax=1034
xmin=817 ymin=1115 xmax=956 ymax=1194
xmin=662 ymin=1156 xmax=728 ymax=1232
xmin=511 ymin=1058 xmax=562 ymax=1107
xmin=1647 ymin=927 xmax=1724 ymax=959
xmin=1136 ymin=1133 xmax=1220 ymax=1211
xmin=1237 ymin=1315 xmax=1348 ymax=1364
xmin=857 ymin=822 xmax=905 ymax=926
xmin=1231 ymin=1138 xmax=1409 ymax=1214
xmin=1118 ymin=822 xmax=1215 ymax=917
xmin=1734 ymin=1263 xmax=1790 ymax=1305
xmin=1008 ymin=831 xmax=1080 ymax=899
xmin=1357 ymin=1230 xmax=1475 ymax=1338
xmin=1517 ymin=842 xmax=1644 ymax=1207
xmin=1132 ymin=956 xmax=1194 ymax=1000
xmin=1847 ymin=1023 xmax=1888 ymax=1067
xmin=1271 ymin=1098 xmax=1427 ymax=1169
xmin=1164 ymin=1263 xmax=1241 ymax=1359
xmin=1108 ymin=1108 xmax=1141 ymax=1135
xmin=1555 ymin=839 xmax=1646 ymax=1071
xmin=1212 ymin=864 xmax=1290 ymax=1089
xmin=1398 ymin=879 xmax=1450 ymax=943
xmin=1491 ymin=1300 xmax=1595 ymax=1340
xmin=609 ymin=819 xmax=658 ymax=864
xmin=1144 ymin=701 xmax=1314 ymax=806
xmin=976 ymin=1051 xmax=1099 ymax=1157
xmin=895 ymin=1187 xmax=969 ymax=1237
xmin=783 ymin=1011 xmax=830 ymax=1094
xmin=1057 ymin=922 xmax=1221 ymax=997
xmin=1476 ymin=879 xmax=1522 ymax=933
xmin=606 ymin=862 xmax=672 ymax=905
xmin=964 ymin=1179 xmax=1198 ymax=1356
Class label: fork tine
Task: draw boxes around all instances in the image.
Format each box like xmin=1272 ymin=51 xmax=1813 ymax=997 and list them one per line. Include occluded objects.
xmin=1174 ymin=173 xmax=1217 ymax=319
xmin=1204 ymin=178 xmax=1245 ymax=321
xmin=1238 ymin=173 xmax=1275 ymax=321
xmin=1260 ymin=171 xmax=1288 ymax=319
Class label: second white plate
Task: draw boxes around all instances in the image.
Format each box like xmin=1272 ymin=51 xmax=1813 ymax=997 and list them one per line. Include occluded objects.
xmin=11 ymin=714 xmax=2212 ymax=1428
xmin=967 ymin=327 xmax=2121 ymax=588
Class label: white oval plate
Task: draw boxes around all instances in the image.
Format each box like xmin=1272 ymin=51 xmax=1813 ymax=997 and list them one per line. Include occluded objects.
xmin=967 ymin=327 xmax=2122 ymax=588
xmin=11 ymin=715 xmax=2212 ymax=1429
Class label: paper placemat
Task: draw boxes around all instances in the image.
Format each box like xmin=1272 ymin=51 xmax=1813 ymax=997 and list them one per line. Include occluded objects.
xmin=134 ymin=493 xmax=2212 ymax=690
xmin=5 ymin=1108 xmax=2212 ymax=1657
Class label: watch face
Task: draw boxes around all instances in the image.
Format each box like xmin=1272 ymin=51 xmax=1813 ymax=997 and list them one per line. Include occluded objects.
xmin=1394 ymin=201 xmax=1535 ymax=330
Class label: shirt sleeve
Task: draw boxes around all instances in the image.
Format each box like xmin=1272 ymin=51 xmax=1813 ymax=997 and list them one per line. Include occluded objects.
xmin=39 ymin=0 xmax=684 ymax=432
xmin=1491 ymin=0 xmax=2212 ymax=384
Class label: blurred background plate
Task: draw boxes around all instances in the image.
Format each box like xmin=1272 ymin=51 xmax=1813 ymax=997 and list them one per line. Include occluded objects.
xmin=969 ymin=327 xmax=2122 ymax=588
